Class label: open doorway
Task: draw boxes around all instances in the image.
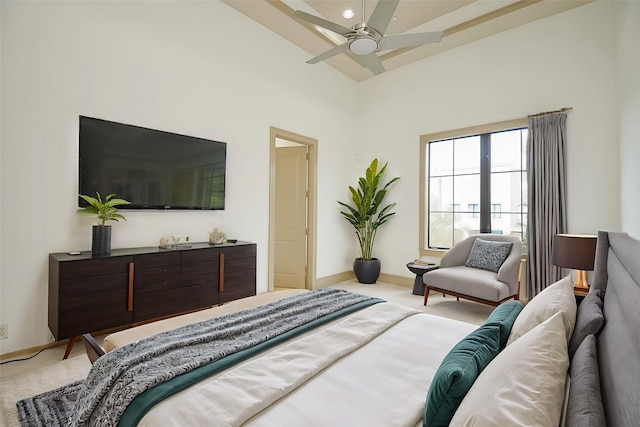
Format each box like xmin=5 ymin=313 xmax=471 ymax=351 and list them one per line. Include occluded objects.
xmin=269 ymin=127 xmax=317 ymax=291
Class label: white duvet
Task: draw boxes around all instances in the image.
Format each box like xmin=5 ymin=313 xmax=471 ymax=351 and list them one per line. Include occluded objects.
xmin=138 ymin=303 xmax=476 ymax=427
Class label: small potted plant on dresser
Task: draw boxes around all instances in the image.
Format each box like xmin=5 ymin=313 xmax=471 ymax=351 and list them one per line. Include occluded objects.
xmin=79 ymin=192 xmax=130 ymax=255
xmin=338 ymin=158 xmax=400 ymax=284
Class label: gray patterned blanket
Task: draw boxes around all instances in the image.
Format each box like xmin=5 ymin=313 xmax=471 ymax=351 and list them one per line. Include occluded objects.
xmin=70 ymin=288 xmax=381 ymax=427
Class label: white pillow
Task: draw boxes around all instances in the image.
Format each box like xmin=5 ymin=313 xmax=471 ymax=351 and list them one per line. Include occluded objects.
xmin=449 ymin=312 xmax=569 ymax=427
xmin=506 ymin=274 xmax=576 ymax=346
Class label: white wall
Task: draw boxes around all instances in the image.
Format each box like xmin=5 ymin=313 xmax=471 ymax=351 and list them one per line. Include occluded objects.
xmin=0 ymin=0 xmax=359 ymax=354
xmin=0 ymin=0 xmax=632 ymax=354
xmin=356 ymin=0 xmax=623 ymax=278
xmin=614 ymin=1 xmax=640 ymax=239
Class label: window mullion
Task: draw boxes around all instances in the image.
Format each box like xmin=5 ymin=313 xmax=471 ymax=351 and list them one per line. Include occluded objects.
xmin=480 ymin=134 xmax=491 ymax=233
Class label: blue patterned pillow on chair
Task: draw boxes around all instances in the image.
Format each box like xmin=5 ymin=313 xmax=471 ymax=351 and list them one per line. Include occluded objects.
xmin=465 ymin=239 xmax=513 ymax=273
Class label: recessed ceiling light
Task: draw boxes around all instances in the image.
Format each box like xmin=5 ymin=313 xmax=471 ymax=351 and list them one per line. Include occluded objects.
xmin=342 ymin=9 xmax=355 ymax=19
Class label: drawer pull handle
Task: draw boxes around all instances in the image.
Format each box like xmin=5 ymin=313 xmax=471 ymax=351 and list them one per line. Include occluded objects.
xmin=128 ymin=262 xmax=134 ymax=311
xmin=219 ymin=253 xmax=225 ymax=292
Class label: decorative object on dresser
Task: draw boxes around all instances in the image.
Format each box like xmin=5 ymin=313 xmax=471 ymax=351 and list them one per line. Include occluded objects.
xmin=551 ymin=233 xmax=597 ymax=291
xmin=159 ymin=235 xmax=192 ymax=249
xmin=48 ymin=241 xmax=256 ymax=359
xmin=338 ymin=158 xmax=400 ymax=284
xmin=78 ymin=192 xmax=130 ymax=256
xmin=209 ymin=228 xmax=227 ymax=245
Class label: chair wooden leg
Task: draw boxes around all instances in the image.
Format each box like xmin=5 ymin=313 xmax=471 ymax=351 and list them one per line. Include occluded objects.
xmin=442 ymin=293 xmax=445 ymax=297
xmin=456 ymin=297 xmax=460 ymax=301
xmin=424 ymin=288 xmax=430 ymax=306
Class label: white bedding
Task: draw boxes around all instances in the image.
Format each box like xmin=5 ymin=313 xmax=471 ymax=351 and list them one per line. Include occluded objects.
xmin=137 ymin=302 xmax=476 ymax=427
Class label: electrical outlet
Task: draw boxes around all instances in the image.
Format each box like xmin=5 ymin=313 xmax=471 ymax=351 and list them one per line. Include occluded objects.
xmin=0 ymin=324 xmax=8 ymax=340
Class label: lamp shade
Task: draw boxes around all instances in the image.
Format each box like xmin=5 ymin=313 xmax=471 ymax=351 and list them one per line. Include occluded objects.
xmin=552 ymin=234 xmax=597 ymax=270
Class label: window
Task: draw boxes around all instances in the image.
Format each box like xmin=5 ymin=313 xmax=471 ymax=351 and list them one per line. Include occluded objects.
xmin=419 ymin=119 xmax=528 ymax=252
xmin=491 ymin=203 xmax=502 ymax=219
xmin=468 ymin=203 xmax=479 ymax=218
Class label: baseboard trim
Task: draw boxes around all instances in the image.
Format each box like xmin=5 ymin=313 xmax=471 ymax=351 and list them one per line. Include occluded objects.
xmin=313 ymin=271 xmax=413 ymax=289
xmin=379 ymin=272 xmax=413 ymax=288
xmin=313 ymin=271 xmax=355 ymax=289
xmin=0 ymin=340 xmax=64 ymax=361
xmin=0 ymin=325 xmax=123 ymax=361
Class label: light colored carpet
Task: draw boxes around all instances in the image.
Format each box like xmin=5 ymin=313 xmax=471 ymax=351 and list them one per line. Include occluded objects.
xmin=0 ymin=280 xmax=492 ymax=426
xmin=0 ymin=351 xmax=91 ymax=427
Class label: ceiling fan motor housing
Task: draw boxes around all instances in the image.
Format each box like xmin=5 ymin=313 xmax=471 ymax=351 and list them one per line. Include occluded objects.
xmin=349 ymin=23 xmax=381 ymax=55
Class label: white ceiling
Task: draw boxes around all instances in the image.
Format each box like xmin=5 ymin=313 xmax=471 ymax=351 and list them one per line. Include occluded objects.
xmin=223 ymin=0 xmax=593 ymax=81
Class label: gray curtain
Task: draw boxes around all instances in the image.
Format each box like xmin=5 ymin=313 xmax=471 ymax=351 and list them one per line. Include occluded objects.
xmin=527 ymin=111 xmax=567 ymax=298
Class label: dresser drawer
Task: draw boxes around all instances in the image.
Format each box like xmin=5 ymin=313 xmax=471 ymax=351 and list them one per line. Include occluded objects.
xmin=220 ymin=245 xmax=256 ymax=260
xmin=133 ymin=284 xmax=217 ymax=323
xmin=59 ymin=256 xmax=133 ymax=279
xmin=60 ymin=272 xmax=128 ymax=299
xmin=224 ymin=256 xmax=256 ymax=272
xmin=219 ymin=269 xmax=256 ymax=303
xmin=182 ymin=247 xmax=218 ymax=264
xmin=58 ymin=274 xmax=132 ymax=338
xmin=135 ymin=252 xmax=182 ymax=270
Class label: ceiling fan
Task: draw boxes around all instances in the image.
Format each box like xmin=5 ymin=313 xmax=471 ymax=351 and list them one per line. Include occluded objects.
xmin=293 ymin=0 xmax=443 ymax=75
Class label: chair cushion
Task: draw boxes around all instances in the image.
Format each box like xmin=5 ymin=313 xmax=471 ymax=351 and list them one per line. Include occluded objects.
xmin=568 ymin=290 xmax=604 ymax=359
xmin=424 ymin=266 xmax=511 ymax=302
xmin=465 ymin=239 xmax=513 ymax=273
xmin=423 ymin=325 xmax=501 ymax=427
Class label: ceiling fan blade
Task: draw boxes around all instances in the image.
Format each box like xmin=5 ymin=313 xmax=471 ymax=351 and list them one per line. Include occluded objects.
xmin=378 ymin=31 xmax=443 ymax=51
xmin=293 ymin=10 xmax=353 ymax=37
xmin=306 ymin=42 xmax=350 ymax=64
xmin=348 ymin=52 xmax=385 ymax=75
xmin=366 ymin=0 xmax=400 ymax=34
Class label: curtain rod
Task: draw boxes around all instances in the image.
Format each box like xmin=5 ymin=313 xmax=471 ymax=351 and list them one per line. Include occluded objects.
xmin=528 ymin=107 xmax=573 ymax=118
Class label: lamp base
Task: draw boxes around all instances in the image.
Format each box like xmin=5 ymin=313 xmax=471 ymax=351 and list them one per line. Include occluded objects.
xmin=573 ymin=270 xmax=589 ymax=290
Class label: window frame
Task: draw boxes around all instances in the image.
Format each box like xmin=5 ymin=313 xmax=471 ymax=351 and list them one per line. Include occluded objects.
xmin=419 ymin=117 xmax=528 ymax=256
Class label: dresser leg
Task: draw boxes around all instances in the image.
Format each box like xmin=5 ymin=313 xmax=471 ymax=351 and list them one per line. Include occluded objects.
xmin=63 ymin=336 xmax=79 ymax=359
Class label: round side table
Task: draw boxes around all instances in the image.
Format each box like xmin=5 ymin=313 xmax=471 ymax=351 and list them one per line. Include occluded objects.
xmin=407 ymin=262 xmax=439 ymax=296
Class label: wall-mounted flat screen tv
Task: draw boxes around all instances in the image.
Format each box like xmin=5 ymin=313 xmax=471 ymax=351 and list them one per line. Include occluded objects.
xmin=79 ymin=116 xmax=226 ymax=210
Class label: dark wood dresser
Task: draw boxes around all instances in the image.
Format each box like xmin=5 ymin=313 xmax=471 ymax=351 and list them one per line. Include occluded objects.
xmin=48 ymin=241 xmax=256 ymax=358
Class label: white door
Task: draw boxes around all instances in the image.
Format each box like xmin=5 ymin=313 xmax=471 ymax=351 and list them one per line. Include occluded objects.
xmin=274 ymin=145 xmax=307 ymax=289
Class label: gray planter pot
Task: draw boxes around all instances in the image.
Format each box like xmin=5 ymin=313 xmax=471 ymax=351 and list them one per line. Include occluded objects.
xmin=92 ymin=225 xmax=111 ymax=256
xmin=353 ymin=258 xmax=381 ymax=284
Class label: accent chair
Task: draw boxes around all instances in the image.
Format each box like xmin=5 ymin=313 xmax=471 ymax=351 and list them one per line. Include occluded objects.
xmin=423 ymin=234 xmax=522 ymax=307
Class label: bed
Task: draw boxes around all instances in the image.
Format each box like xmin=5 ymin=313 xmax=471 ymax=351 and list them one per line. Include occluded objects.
xmin=73 ymin=230 xmax=639 ymax=427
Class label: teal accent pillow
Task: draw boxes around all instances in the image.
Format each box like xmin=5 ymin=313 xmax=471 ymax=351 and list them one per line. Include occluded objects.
xmin=483 ymin=300 xmax=524 ymax=350
xmin=423 ymin=325 xmax=501 ymax=427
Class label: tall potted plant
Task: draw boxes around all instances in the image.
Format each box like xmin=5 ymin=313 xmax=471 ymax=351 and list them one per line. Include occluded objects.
xmin=338 ymin=158 xmax=400 ymax=283
xmin=79 ymin=192 xmax=131 ymax=255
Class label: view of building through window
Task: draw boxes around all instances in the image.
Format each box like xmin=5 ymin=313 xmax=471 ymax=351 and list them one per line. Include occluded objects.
xmin=426 ymin=128 xmax=528 ymax=249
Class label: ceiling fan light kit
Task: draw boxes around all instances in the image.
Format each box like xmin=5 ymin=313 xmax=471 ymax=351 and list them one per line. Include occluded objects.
xmin=293 ymin=0 xmax=443 ymax=75
xmin=349 ymin=37 xmax=377 ymax=55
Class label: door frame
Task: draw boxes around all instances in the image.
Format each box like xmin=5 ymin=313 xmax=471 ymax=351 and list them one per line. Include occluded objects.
xmin=268 ymin=127 xmax=317 ymax=291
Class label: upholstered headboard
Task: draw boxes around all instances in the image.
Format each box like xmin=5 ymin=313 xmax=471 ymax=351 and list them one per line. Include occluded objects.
xmin=591 ymin=231 xmax=640 ymax=426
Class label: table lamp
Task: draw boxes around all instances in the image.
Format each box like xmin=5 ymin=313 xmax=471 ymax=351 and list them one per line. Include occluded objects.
xmin=552 ymin=234 xmax=597 ymax=289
